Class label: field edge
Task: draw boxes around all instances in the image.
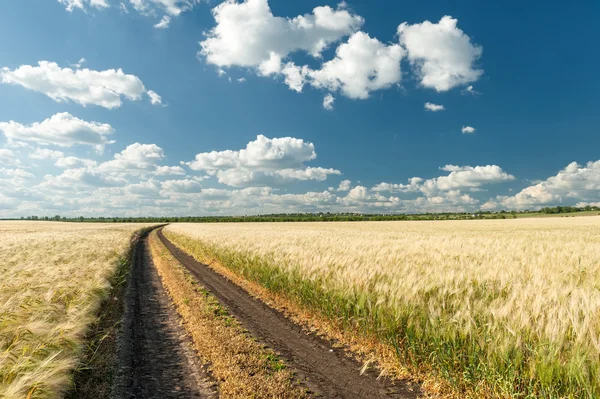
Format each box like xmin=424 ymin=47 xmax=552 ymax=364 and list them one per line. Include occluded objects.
xmin=147 ymin=228 xmax=309 ymax=398
xmin=65 ymin=225 xmax=158 ymax=399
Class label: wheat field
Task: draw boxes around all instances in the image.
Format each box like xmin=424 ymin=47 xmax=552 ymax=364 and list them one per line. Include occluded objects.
xmin=0 ymin=221 xmax=150 ymax=399
xmin=165 ymin=217 xmax=600 ymax=398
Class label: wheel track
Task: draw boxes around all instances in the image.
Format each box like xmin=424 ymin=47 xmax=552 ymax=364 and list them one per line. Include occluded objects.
xmin=158 ymin=228 xmax=421 ymax=399
xmin=114 ymin=231 xmax=217 ymax=399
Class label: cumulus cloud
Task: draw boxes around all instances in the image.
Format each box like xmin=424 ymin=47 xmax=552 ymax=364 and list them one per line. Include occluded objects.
xmin=200 ymin=0 xmax=363 ymax=68
xmin=155 ymin=165 xmax=186 ymax=175
xmin=58 ymin=0 xmax=109 ymax=12
xmin=98 ymin=143 xmax=165 ymax=175
xmin=0 ymin=168 xmax=35 ymax=179
xmin=308 ymin=32 xmax=404 ymax=99
xmin=29 ymin=148 xmax=65 ymax=161
xmin=186 ymin=134 xmax=316 ymax=171
xmin=500 ymin=160 xmax=600 ymax=209
xmin=38 ymin=168 xmax=127 ymax=190
xmin=398 ymin=16 xmax=483 ymax=91
xmin=421 ymin=165 xmax=514 ymax=195
xmin=198 ymin=2 xmax=482 ymax=106
xmin=371 ymin=177 xmax=423 ymax=193
xmin=0 ymin=149 xmax=21 ymax=166
xmin=337 ymin=179 xmax=351 ymax=192
xmin=184 ymin=134 xmax=340 ymax=187
xmin=161 ymin=179 xmax=202 ymax=193
xmin=424 ymin=102 xmax=444 ymax=111
xmin=462 ymin=125 xmax=476 ymax=134
xmin=0 ymin=113 xmax=115 ymax=151
xmin=55 ymin=156 xmax=97 ymax=169
xmin=323 ymin=93 xmax=335 ymax=110
xmin=201 ymin=0 xmax=404 ymax=98
xmin=125 ymin=179 xmax=162 ymax=196
xmin=372 ymin=165 xmax=514 ymax=200
xmin=1 ymin=61 xmax=161 ymax=109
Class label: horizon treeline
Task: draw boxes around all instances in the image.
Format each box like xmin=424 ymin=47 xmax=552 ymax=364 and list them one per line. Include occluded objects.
xmin=3 ymin=205 xmax=599 ymax=223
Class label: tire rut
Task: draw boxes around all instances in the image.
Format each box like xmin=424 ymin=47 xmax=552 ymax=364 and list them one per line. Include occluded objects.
xmin=114 ymin=231 xmax=218 ymax=399
xmin=158 ymin=228 xmax=421 ymax=399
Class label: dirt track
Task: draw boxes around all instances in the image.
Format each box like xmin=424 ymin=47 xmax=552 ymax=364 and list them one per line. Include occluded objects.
xmin=158 ymin=228 xmax=421 ymax=399
xmin=114 ymin=232 xmax=217 ymax=399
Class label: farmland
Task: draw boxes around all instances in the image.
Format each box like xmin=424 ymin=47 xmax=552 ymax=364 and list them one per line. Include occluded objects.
xmin=165 ymin=217 xmax=600 ymax=398
xmin=0 ymin=222 xmax=151 ymax=399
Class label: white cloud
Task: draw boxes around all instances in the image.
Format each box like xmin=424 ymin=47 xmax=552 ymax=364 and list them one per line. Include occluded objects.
xmin=185 ymin=134 xmax=339 ymax=187
xmin=161 ymin=179 xmax=202 ymax=193
xmin=0 ymin=113 xmax=115 ymax=151
xmin=372 ymin=165 xmax=514 ymax=202
xmin=200 ymin=0 xmax=405 ymax=99
xmin=372 ymin=177 xmax=423 ymax=193
xmin=1 ymin=61 xmax=161 ymax=109
xmin=186 ymin=134 xmax=316 ymax=171
xmin=60 ymin=0 xmax=201 ymax=26
xmin=237 ymin=77 xmax=246 ymax=83
xmin=462 ymin=125 xmax=476 ymax=134
xmin=323 ymin=93 xmax=335 ymax=110
xmin=398 ymin=16 xmax=483 ymax=92
xmin=38 ymin=168 xmax=127 ymax=190
xmin=155 ymin=165 xmax=186 ymax=175
xmin=29 ymin=148 xmax=65 ymax=161
xmin=200 ymin=0 xmax=363 ymax=68
xmin=55 ymin=156 xmax=97 ymax=169
xmin=130 ymin=0 xmax=201 ymax=17
xmin=98 ymin=143 xmax=165 ymax=175
xmin=424 ymin=102 xmax=444 ymax=111
xmin=500 ymin=160 xmax=600 ymax=209
xmin=154 ymin=15 xmax=171 ymax=28
xmin=71 ymin=58 xmax=87 ymax=68
xmin=0 ymin=149 xmax=21 ymax=166
xmin=462 ymin=85 xmax=480 ymax=96
xmin=421 ymin=165 xmax=514 ymax=195
xmin=125 ymin=179 xmax=161 ymax=196
xmin=0 ymin=168 xmax=35 ymax=179
xmin=199 ymin=3 xmax=482 ymax=105
xmin=308 ymin=32 xmax=404 ymax=99
xmin=213 ymin=164 xmax=340 ymax=188
xmin=147 ymin=90 xmax=163 ymax=105
xmin=58 ymin=0 xmax=109 ymax=12
xmin=337 ymin=179 xmax=351 ymax=192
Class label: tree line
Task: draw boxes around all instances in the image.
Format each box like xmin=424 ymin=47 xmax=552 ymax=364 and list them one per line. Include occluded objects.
xmin=5 ymin=205 xmax=598 ymax=223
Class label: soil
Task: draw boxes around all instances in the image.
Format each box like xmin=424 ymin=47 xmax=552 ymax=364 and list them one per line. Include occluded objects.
xmin=158 ymin=228 xmax=422 ymax=399
xmin=113 ymin=232 xmax=217 ymax=399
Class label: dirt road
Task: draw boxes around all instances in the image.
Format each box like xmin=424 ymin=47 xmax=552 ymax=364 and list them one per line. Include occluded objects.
xmin=157 ymin=229 xmax=421 ymax=399
xmin=114 ymin=232 xmax=217 ymax=399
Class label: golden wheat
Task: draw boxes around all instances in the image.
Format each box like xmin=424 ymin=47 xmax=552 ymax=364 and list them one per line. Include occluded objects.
xmin=0 ymin=221 xmax=151 ymax=399
xmin=165 ymin=217 xmax=600 ymax=397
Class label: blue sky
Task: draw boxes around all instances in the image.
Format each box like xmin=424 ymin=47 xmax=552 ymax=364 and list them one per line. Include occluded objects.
xmin=0 ymin=0 xmax=599 ymax=217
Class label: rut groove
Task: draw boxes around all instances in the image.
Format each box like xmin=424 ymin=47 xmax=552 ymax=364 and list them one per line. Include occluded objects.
xmin=114 ymin=231 xmax=217 ymax=399
xmin=158 ymin=228 xmax=421 ymax=399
